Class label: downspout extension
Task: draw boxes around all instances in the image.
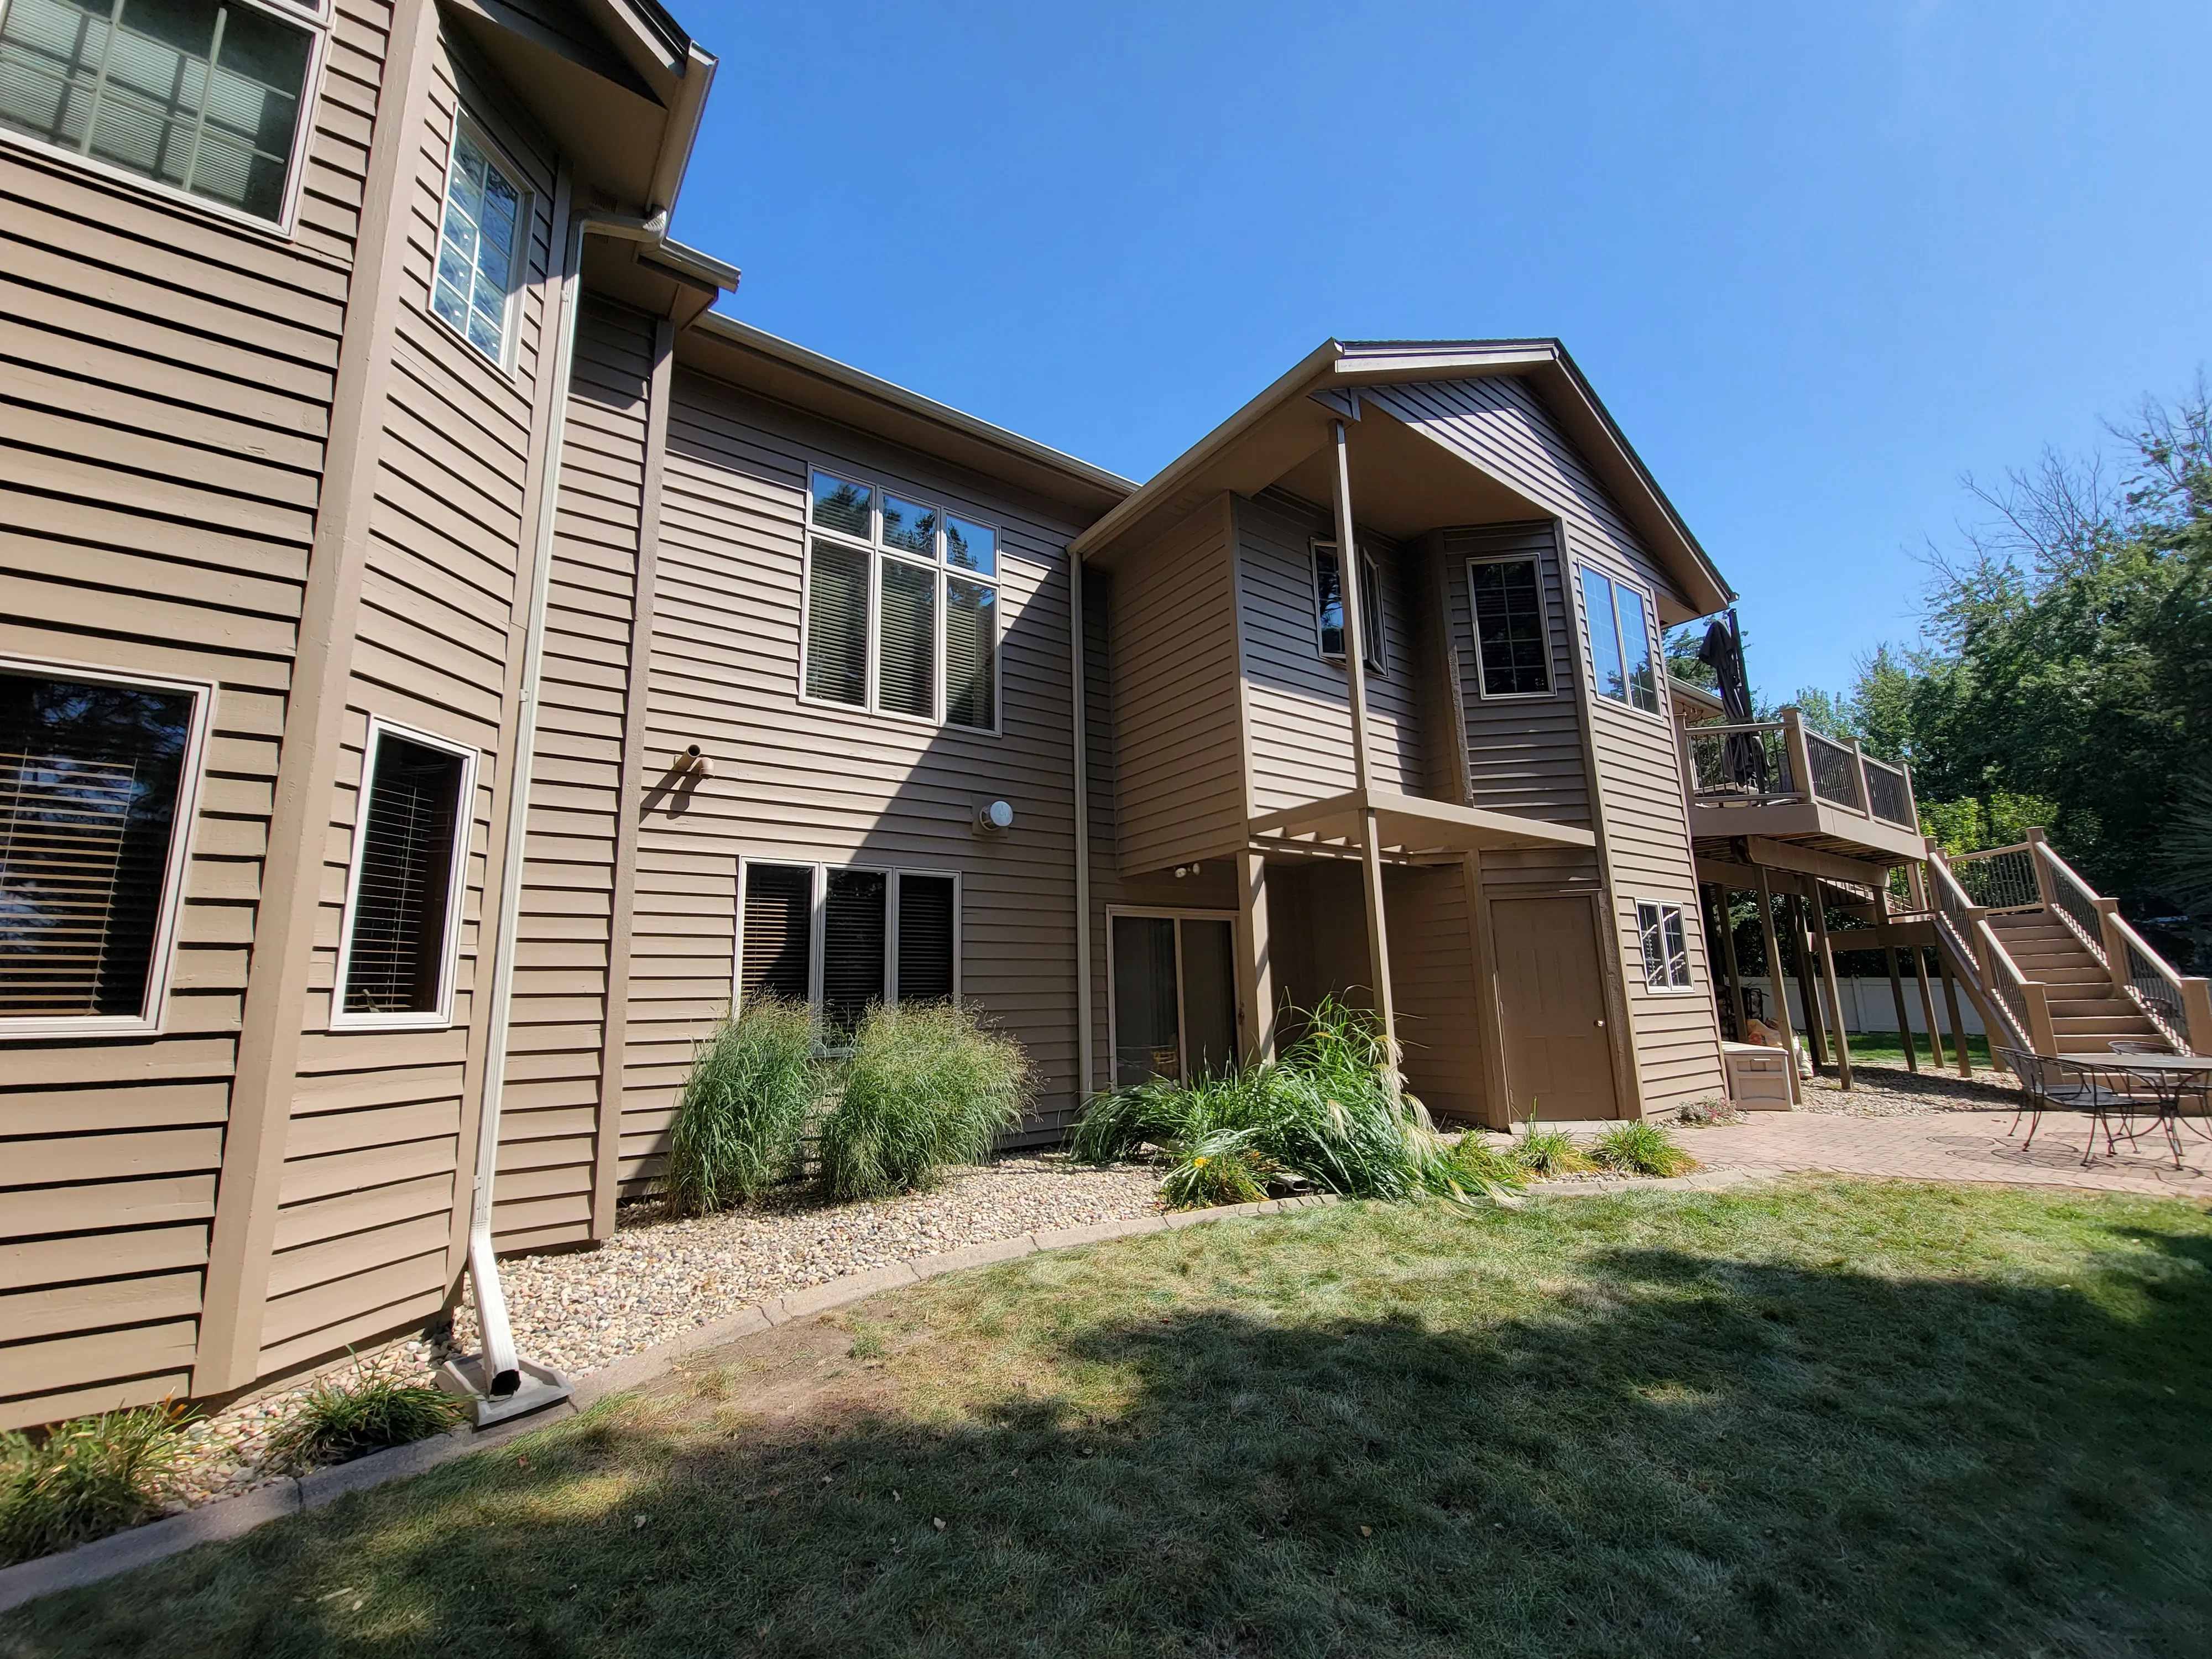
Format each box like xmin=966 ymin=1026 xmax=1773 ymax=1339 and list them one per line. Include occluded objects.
xmin=448 ymin=207 xmax=703 ymax=1424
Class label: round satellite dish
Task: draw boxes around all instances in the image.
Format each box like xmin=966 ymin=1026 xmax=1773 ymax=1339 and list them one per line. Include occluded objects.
xmin=978 ymin=799 xmax=1015 ymax=831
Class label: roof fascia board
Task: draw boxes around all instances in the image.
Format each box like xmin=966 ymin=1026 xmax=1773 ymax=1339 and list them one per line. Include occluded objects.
xmin=683 ymin=314 xmax=1135 ymax=509
xmin=1067 ymin=338 xmax=1344 ymax=561
xmin=1328 ymin=343 xmax=1559 ymax=380
xmin=577 ymin=0 xmax=686 ymax=82
xmin=645 ymin=41 xmax=713 ymax=213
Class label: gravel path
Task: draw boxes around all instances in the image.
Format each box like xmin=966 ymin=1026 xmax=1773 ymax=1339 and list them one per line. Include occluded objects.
xmin=1795 ymin=1060 xmax=2020 ymax=1117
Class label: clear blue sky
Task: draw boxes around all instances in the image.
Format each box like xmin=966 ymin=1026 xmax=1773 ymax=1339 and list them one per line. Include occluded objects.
xmin=667 ymin=1 xmax=2212 ymax=705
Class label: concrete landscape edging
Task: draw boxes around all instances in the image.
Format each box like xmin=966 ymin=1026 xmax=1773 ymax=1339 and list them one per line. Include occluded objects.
xmin=0 ymin=1191 xmax=1347 ymax=1613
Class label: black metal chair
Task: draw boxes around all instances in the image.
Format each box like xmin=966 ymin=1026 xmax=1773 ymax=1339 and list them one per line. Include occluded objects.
xmin=1999 ymin=1048 xmax=2128 ymax=1165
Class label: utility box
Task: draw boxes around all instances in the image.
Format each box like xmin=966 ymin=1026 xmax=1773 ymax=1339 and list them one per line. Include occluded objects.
xmin=1723 ymin=1042 xmax=1796 ymax=1110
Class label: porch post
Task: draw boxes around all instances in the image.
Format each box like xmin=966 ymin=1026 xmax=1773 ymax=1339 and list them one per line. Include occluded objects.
xmin=1235 ymin=850 xmax=1276 ymax=1064
xmin=1788 ymin=892 xmax=1829 ymax=1069
xmin=1754 ymin=867 xmax=1800 ymax=1104
xmin=1712 ymin=881 xmax=1747 ymax=1040
xmin=1875 ymin=880 xmax=1917 ymax=1072
xmin=1809 ymin=882 xmax=1854 ymax=1090
xmin=1912 ymin=944 xmax=1948 ymax=1071
xmin=1936 ymin=947 xmax=1973 ymax=1077
xmin=1326 ymin=413 xmax=1399 ymax=1076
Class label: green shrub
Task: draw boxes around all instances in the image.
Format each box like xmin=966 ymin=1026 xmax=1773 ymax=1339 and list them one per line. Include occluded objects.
xmin=817 ymin=1001 xmax=1035 ymax=1199
xmin=1071 ymin=999 xmax=1481 ymax=1206
xmin=1444 ymin=1133 xmax=1530 ymax=1195
xmin=1512 ymin=1126 xmax=1592 ymax=1177
xmin=267 ymin=1367 xmax=463 ymax=1472
xmin=0 ymin=1407 xmax=186 ymax=1565
xmin=1588 ymin=1120 xmax=1700 ymax=1177
xmin=665 ymin=997 xmax=823 ymax=1213
xmin=1159 ymin=1126 xmax=1278 ymax=1209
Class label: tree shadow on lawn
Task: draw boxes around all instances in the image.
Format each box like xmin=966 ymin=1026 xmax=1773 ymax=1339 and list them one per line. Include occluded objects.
xmin=9 ymin=1224 xmax=2212 ymax=1659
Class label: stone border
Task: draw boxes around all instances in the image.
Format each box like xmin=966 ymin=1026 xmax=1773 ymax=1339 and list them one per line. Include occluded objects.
xmin=0 ymin=1193 xmax=1340 ymax=1614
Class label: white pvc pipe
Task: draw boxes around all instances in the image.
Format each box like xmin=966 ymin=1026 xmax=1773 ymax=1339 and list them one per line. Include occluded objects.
xmin=1068 ymin=549 xmax=1093 ymax=1098
xmin=467 ymin=205 xmax=669 ymax=1396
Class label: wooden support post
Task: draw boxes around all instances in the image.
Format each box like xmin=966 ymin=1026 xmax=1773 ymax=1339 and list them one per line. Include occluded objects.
xmin=1912 ymin=944 xmax=1947 ymax=1071
xmin=1713 ymin=883 xmax=1747 ymax=1042
xmin=1809 ymin=886 xmax=1853 ymax=1089
xmin=1754 ymin=867 xmax=1799 ymax=1104
xmin=1875 ymin=884 xmax=1917 ymax=1072
xmin=1788 ymin=893 xmax=1829 ymax=1069
xmin=1235 ymin=850 xmax=1275 ymax=1067
xmin=1936 ymin=947 xmax=1972 ymax=1077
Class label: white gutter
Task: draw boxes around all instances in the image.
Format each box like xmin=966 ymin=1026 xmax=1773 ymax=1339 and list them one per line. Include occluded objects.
xmin=463 ymin=205 xmax=699 ymax=1404
xmin=1068 ymin=550 xmax=1093 ymax=1097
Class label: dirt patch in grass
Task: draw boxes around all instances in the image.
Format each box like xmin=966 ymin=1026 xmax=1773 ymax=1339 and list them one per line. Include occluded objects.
xmin=8 ymin=1178 xmax=2211 ymax=1658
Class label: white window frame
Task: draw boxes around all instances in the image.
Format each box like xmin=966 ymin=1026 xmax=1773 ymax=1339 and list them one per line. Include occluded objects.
xmin=1634 ymin=899 xmax=1696 ymax=992
xmin=428 ymin=108 xmax=529 ymax=374
xmin=1103 ymin=904 xmax=1240 ymax=1084
xmin=0 ymin=0 xmax=331 ymax=239
xmin=1311 ymin=541 xmax=1386 ymax=676
xmin=1464 ymin=555 xmax=1556 ymax=701
xmin=1574 ymin=561 xmax=1665 ymax=719
xmin=732 ymin=854 xmax=964 ymax=1020
xmin=0 ymin=653 xmax=212 ymax=1041
xmin=797 ymin=468 xmax=1003 ymax=736
xmin=328 ymin=714 xmax=478 ymax=1033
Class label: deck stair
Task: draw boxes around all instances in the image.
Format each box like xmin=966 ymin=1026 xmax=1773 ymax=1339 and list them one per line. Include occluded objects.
xmin=1921 ymin=831 xmax=2211 ymax=1067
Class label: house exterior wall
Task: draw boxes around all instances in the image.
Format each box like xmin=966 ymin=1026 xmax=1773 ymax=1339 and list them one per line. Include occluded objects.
xmin=1366 ymin=378 xmax=1724 ymax=1113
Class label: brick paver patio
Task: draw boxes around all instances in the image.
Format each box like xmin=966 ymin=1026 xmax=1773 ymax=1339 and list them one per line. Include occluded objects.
xmin=1683 ymin=1107 xmax=2212 ymax=1198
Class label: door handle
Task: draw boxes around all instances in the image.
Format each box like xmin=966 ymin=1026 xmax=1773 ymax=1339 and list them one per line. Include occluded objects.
xmin=1593 ymin=1019 xmax=1605 ymax=1029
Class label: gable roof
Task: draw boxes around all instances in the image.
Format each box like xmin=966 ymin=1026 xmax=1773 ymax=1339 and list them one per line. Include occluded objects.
xmin=1067 ymin=338 xmax=1733 ymax=615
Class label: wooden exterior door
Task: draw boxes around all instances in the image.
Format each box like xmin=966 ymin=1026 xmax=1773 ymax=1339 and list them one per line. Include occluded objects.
xmin=1491 ymin=896 xmax=1620 ymax=1120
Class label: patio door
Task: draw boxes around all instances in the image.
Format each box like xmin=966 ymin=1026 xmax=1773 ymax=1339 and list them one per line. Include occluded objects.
xmin=1110 ymin=911 xmax=1238 ymax=1086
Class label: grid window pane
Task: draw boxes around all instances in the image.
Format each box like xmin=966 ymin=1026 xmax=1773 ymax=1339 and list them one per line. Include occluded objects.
xmin=878 ymin=557 xmax=936 ymax=718
xmin=1618 ymin=582 xmax=1659 ymax=713
xmin=946 ymin=514 xmax=995 ymax=576
xmin=804 ymin=539 xmax=868 ymax=705
xmin=1580 ymin=566 xmax=1627 ymax=703
xmin=881 ymin=494 xmax=936 ymax=556
xmin=0 ymin=0 xmax=310 ymax=222
xmin=739 ymin=863 xmax=812 ymax=1004
xmin=945 ymin=576 xmax=994 ymax=729
xmin=895 ymin=874 xmax=954 ymax=1003
xmin=822 ymin=868 xmax=886 ymax=1035
xmin=0 ymin=671 xmax=194 ymax=1020
xmin=811 ymin=473 xmax=872 ymax=538
xmin=1662 ymin=906 xmax=1691 ymax=987
xmin=1470 ymin=559 xmax=1550 ymax=696
xmin=431 ymin=123 xmax=523 ymax=365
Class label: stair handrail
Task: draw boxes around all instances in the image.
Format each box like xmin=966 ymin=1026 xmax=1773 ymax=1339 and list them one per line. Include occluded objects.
xmin=1945 ymin=840 xmax=2041 ymax=912
xmin=2027 ymin=832 xmax=2210 ymax=1055
xmin=1926 ymin=845 xmax=2047 ymax=1055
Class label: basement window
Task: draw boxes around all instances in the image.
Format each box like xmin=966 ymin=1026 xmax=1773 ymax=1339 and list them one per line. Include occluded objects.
xmin=737 ymin=859 xmax=959 ymax=1037
xmin=1636 ymin=900 xmax=1693 ymax=991
xmin=0 ymin=0 xmax=322 ymax=228
xmin=1313 ymin=542 xmax=1385 ymax=674
xmin=333 ymin=719 xmax=476 ymax=1029
xmin=0 ymin=661 xmax=209 ymax=1037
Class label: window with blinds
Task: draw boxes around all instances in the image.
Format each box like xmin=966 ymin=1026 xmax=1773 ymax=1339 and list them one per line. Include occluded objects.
xmin=801 ymin=470 xmax=1000 ymax=731
xmin=737 ymin=860 xmax=959 ymax=1029
xmin=1468 ymin=557 xmax=1551 ymax=697
xmin=0 ymin=667 xmax=200 ymax=1027
xmin=0 ymin=0 xmax=319 ymax=225
xmin=337 ymin=724 xmax=471 ymax=1022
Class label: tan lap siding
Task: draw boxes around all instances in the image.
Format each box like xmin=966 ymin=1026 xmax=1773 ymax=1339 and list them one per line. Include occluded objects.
xmin=1108 ymin=500 xmax=1244 ymax=874
xmin=1366 ymin=378 xmax=1721 ymax=1107
xmin=494 ymin=299 xmax=656 ymax=1250
xmin=258 ymin=43 xmax=559 ymax=1371
xmin=0 ymin=0 xmax=385 ymax=1420
xmin=617 ymin=372 xmax=1090 ymax=1177
xmin=1234 ymin=492 xmax=1423 ymax=815
xmin=1383 ymin=866 xmax=1485 ymax=1120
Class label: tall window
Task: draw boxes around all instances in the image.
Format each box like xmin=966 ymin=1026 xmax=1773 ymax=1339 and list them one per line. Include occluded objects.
xmin=0 ymin=662 xmax=207 ymax=1035
xmin=1313 ymin=543 xmax=1385 ymax=673
xmin=1578 ymin=565 xmax=1659 ymax=714
xmin=802 ymin=471 xmax=998 ymax=731
xmin=1468 ymin=557 xmax=1551 ymax=696
xmin=738 ymin=860 xmax=959 ymax=1037
xmin=0 ymin=0 xmax=319 ymax=226
xmin=1636 ymin=900 xmax=1693 ymax=990
xmin=333 ymin=719 xmax=474 ymax=1027
xmin=431 ymin=118 xmax=524 ymax=367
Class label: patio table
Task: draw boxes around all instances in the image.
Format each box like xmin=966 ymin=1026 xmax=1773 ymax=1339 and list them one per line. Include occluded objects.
xmin=2051 ymin=1053 xmax=2212 ymax=1170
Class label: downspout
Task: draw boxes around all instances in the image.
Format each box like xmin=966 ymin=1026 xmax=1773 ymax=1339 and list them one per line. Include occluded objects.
xmin=1068 ymin=549 xmax=1093 ymax=1098
xmin=462 ymin=206 xmax=678 ymax=1406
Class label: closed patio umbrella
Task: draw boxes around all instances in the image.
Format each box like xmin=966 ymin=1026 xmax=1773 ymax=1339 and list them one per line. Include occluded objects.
xmin=1698 ymin=611 xmax=1769 ymax=792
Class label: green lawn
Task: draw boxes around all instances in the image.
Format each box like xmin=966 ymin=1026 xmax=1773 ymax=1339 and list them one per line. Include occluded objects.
xmin=8 ymin=1179 xmax=2210 ymax=1657
xmin=1832 ymin=1031 xmax=1996 ymax=1072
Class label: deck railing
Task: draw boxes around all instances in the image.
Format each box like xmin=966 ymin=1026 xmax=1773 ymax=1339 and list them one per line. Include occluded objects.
xmin=1948 ymin=842 xmax=2039 ymax=912
xmin=1926 ymin=844 xmax=2046 ymax=1058
xmin=1685 ymin=709 xmax=1919 ymax=832
xmin=1804 ymin=729 xmax=1863 ymax=810
xmin=1862 ymin=756 xmax=1914 ymax=827
xmin=1684 ymin=720 xmax=1793 ymax=799
xmin=2029 ymin=832 xmax=2211 ymax=1053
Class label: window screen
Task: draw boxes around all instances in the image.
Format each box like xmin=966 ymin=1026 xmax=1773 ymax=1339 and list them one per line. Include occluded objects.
xmin=0 ymin=669 xmax=196 ymax=1021
xmin=341 ymin=731 xmax=467 ymax=1016
xmin=821 ymin=868 xmax=886 ymax=1032
xmin=432 ymin=121 xmax=523 ymax=365
xmin=1636 ymin=901 xmax=1693 ymax=990
xmin=0 ymin=0 xmax=314 ymax=222
xmin=739 ymin=862 xmax=812 ymax=1003
xmin=1469 ymin=559 xmax=1550 ymax=696
xmin=895 ymin=873 xmax=954 ymax=1002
